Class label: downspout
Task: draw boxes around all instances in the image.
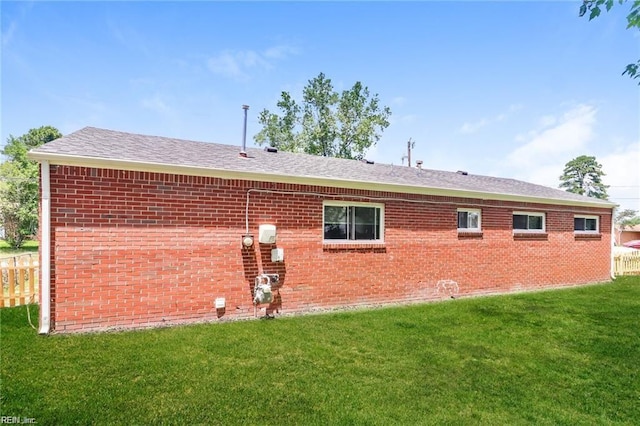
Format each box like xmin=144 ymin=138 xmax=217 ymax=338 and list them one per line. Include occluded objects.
xmin=610 ymin=206 xmax=616 ymax=280
xmin=39 ymin=160 xmax=51 ymax=334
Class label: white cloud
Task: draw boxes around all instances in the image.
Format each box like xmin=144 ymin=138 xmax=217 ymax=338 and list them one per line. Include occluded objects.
xmin=600 ymin=144 xmax=640 ymax=212
xmin=538 ymin=115 xmax=557 ymax=127
xmin=459 ymin=103 xmax=523 ymax=134
xmin=208 ymin=51 xmax=250 ymax=79
xmin=388 ymin=114 xmax=418 ymax=125
xmin=207 ymin=44 xmax=298 ymax=80
xmin=141 ymin=94 xmax=171 ymax=115
xmin=106 ymin=19 xmax=151 ymax=57
xmin=506 ymin=104 xmax=597 ymax=169
xmin=497 ymin=103 xmax=639 ymax=211
xmin=2 ymin=20 xmax=17 ymax=47
xmin=391 ymin=96 xmax=407 ymax=106
xmin=460 ymin=118 xmax=489 ymax=134
xmin=2 ymin=2 xmax=34 ymax=48
xmin=263 ymin=44 xmax=299 ymax=59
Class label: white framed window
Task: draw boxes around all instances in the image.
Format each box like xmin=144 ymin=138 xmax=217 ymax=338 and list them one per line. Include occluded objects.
xmin=323 ymin=201 xmax=384 ymax=242
xmin=513 ymin=211 xmax=545 ymax=232
xmin=457 ymin=208 xmax=481 ymax=232
xmin=574 ymin=215 xmax=599 ymax=233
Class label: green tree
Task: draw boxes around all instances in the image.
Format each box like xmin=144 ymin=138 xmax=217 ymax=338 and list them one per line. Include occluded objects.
xmin=579 ymin=0 xmax=640 ymax=83
xmin=254 ymin=73 xmax=391 ymax=160
xmin=559 ymin=155 xmax=609 ymax=199
xmin=0 ymin=126 xmax=61 ymax=248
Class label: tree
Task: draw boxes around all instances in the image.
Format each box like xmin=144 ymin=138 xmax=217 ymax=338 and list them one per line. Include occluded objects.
xmin=615 ymin=208 xmax=640 ymax=243
xmin=579 ymin=0 xmax=640 ymax=84
xmin=559 ymin=155 xmax=609 ymax=199
xmin=254 ymin=73 xmax=391 ymax=160
xmin=0 ymin=126 xmax=61 ymax=248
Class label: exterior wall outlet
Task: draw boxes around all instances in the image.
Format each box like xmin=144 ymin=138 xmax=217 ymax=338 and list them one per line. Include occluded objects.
xmin=271 ymin=248 xmax=284 ymax=262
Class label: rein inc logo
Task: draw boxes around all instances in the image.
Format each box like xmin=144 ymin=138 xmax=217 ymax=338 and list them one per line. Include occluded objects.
xmin=1 ymin=417 xmax=36 ymax=424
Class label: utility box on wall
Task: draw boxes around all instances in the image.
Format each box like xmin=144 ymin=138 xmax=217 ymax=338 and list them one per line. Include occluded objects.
xmin=259 ymin=224 xmax=277 ymax=244
xmin=271 ymin=248 xmax=284 ymax=262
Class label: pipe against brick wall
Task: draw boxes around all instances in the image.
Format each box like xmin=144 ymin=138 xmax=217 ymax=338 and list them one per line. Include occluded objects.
xmin=39 ymin=160 xmax=51 ymax=334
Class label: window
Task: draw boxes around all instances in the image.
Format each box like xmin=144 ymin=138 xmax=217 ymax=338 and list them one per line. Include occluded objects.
xmin=323 ymin=202 xmax=383 ymax=242
xmin=574 ymin=215 xmax=599 ymax=233
xmin=513 ymin=212 xmax=545 ymax=232
xmin=457 ymin=208 xmax=481 ymax=232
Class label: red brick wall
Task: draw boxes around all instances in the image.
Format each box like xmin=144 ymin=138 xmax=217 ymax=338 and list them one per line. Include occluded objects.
xmin=46 ymin=165 xmax=613 ymax=332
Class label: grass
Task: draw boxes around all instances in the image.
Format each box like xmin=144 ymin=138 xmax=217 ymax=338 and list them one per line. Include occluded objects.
xmin=1 ymin=276 xmax=639 ymax=425
xmin=0 ymin=240 xmax=39 ymax=258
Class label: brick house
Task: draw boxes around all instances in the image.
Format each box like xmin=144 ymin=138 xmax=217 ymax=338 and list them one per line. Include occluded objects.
xmin=616 ymin=224 xmax=640 ymax=246
xmin=29 ymin=127 xmax=615 ymax=333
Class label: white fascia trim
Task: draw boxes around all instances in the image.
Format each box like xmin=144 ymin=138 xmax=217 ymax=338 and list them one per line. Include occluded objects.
xmin=39 ymin=160 xmax=51 ymax=334
xmin=27 ymin=152 xmax=617 ymax=209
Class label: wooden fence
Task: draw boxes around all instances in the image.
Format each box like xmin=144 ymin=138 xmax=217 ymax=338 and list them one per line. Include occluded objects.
xmin=614 ymin=251 xmax=640 ymax=276
xmin=1 ymin=254 xmax=39 ymax=308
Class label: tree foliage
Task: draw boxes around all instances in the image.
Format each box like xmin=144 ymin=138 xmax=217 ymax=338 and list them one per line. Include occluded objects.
xmin=0 ymin=126 xmax=61 ymax=248
xmin=616 ymin=208 xmax=640 ymax=226
xmin=615 ymin=208 xmax=640 ymax=243
xmin=255 ymin=73 xmax=391 ymax=160
xmin=559 ymin=155 xmax=609 ymax=199
xmin=579 ymin=0 xmax=640 ymax=84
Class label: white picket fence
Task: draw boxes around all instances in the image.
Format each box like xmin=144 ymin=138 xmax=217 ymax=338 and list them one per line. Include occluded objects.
xmin=613 ymin=251 xmax=640 ymax=276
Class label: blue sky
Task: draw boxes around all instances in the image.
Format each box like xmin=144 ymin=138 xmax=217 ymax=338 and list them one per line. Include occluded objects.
xmin=2 ymin=1 xmax=639 ymax=211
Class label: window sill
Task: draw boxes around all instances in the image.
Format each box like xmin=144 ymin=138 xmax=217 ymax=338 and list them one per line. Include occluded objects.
xmin=574 ymin=233 xmax=602 ymax=241
xmin=458 ymin=231 xmax=483 ymax=240
xmin=323 ymin=242 xmax=386 ymax=252
xmin=513 ymin=232 xmax=548 ymax=241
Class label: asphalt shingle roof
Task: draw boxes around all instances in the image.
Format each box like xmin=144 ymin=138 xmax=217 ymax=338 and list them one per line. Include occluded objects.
xmin=29 ymin=126 xmax=614 ymax=208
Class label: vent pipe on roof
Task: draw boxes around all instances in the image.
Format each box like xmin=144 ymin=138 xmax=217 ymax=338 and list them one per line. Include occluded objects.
xmin=416 ymin=160 xmax=423 ymax=169
xmin=240 ymin=105 xmax=249 ymax=158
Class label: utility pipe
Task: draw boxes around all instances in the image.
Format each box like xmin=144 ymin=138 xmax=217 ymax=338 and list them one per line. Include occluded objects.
xmin=611 ymin=206 xmax=616 ymax=280
xmin=241 ymin=105 xmax=249 ymax=156
xmin=39 ymin=160 xmax=51 ymax=334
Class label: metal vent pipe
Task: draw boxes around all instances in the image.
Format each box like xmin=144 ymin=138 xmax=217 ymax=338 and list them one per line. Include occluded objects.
xmin=241 ymin=105 xmax=249 ymax=156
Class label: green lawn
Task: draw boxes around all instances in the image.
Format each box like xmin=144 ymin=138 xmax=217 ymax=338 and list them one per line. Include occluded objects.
xmin=2 ymin=277 xmax=639 ymax=425
xmin=0 ymin=240 xmax=39 ymax=258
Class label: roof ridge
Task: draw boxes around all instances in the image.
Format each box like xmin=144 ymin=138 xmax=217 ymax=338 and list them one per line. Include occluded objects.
xmin=31 ymin=126 xmax=615 ymax=208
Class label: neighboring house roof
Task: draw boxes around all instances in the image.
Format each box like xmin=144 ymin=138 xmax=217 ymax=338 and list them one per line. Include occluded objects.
xmin=29 ymin=126 xmax=615 ymax=209
xmin=618 ymin=225 xmax=640 ymax=232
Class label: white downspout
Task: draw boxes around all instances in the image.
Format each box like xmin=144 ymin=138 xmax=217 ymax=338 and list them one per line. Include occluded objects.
xmin=610 ymin=206 xmax=616 ymax=280
xmin=39 ymin=160 xmax=51 ymax=334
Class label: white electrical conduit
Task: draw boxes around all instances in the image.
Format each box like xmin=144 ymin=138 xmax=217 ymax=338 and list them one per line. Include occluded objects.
xmin=39 ymin=161 xmax=51 ymax=334
xmin=611 ymin=206 xmax=616 ymax=280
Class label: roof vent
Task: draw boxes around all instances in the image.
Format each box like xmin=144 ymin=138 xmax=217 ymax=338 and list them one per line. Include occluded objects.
xmin=361 ymin=159 xmax=374 ymax=164
xmin=416 ymin=160 xmax=423 ymax=169
xmin=456 ymin=170 xmax=468 ymax=176
xmin=264 ymin=146 xmax=278 ymax=153
xmin=240 ymin=105 xmax=249 ymax=157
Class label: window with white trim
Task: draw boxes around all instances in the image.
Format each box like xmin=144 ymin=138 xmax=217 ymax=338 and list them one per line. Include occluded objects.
xmin=323 ymin=202 xmax=383 ymax=242
xmin=513 ymin=212 xmax=545 ymax=232
xmin=457 ymin=208 xmax=481 ymax=232
xmin=574 ymin=215 xmax=599 ymax=233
